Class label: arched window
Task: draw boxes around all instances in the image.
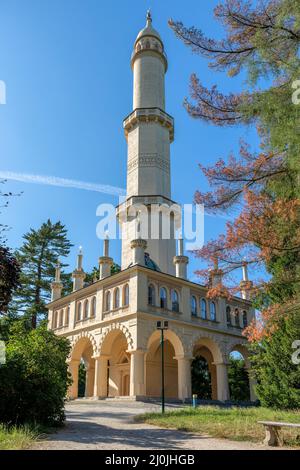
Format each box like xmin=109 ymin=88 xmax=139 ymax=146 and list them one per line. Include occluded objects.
xmin=234 ymin=308 xmax=240 ymax=327
xmin=65 ymin=307 xmax=70 ymax=326
xmin=59 ymin=309 xmax=64 ymax=327
xmin=91 ymin=297 xmax=96 ymax=317
xmin=148 ymin=284 xmax=155 ymax=306
xmin=123 ymin=284 xmax=129 ymax=306
xmin=114 ymin=288 xmax=120 ymax=309
xmin=145 ymin=40 xmax=150 ymax=48
xmin=210 ymin=301 xmax=216 ymax=321
xmin=105 ymin=291 xmax=111 ymax=312
xmin=171 ymin=289 xmax=179 ymax=312
xmin=242 ymin=310 xmax=248 ymax=328
xmin=84 ymin=300 xmax=89 ymax=319
xmin=226 ymin=306 xmax=231 ymax=325
xmin=191 ymin=296 xmax=197 ymax=316
xmin=53 ymin=311 xmax=58 ymax=329
xmin=201 ymin=299 xmax=207 ymax=319
xmin=160 ymin=287 xmax=167 ymax=309
xmin=77 ymin=302 xmax=82 ymax=321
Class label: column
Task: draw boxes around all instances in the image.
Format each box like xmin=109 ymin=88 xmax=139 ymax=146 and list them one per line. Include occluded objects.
xmin=176 ymin=356 xmax=192 ymax=401
xmin=129 ymin=350 xmax=146 ymax=397
xmin=214 ymin=361 xmax=230 ymax=401
xmin=93 ymin=355 xmax=109 ymax=398
xmin=68 ymin=360 xmax=80 ymax=400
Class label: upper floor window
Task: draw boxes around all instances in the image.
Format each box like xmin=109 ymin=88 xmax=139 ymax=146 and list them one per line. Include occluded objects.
xmin=53 ymin=311 xmax=58 ymax=329
xmin=84 ymin=300 xmax=89 ymax=319
xmin=226 ymin=306 xmax=231 ymax=325
xmin=242 ymin=310 xmax=248 ymax=328
xmin=191 ymin=296 xmax=197 ymax=316
xmin=201 ymin=299 xmax=207 ymax=319
xmin=114 ymin=288 xmax=120 ymax=309
xmin=91 ymin=297 xmax=96 ymax=317
xmin=210 ymin=301 xmax=216 ymax=321
xmin=148 ymin=284 xmax=156 ymax=306
xmin=105 ymin=291 xmax=111 ymax=312
xmin=160 ymin=287 xmax=167 ymax=309
xmin=65 ymin=307 xmax=70 ymax=326
xmin=77 ymin=302 xmax=82 ymax=321
xmin=234 ymin=308 xmax=240 ymax=327
xmin=59 ymin=309 xmax=64 ymax=327
xmin=171 ymin=289 xmax=179 ymax=312
xmin=123 ymin=284 xmax=129 ymax=306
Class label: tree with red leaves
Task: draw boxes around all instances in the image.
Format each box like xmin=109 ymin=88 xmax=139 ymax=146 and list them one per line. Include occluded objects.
xmin=170 ymin=0 xmax=300 ymax=407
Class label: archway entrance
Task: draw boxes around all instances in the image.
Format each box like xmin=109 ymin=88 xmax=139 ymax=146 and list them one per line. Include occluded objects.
xmin=192 ymin=346 xmax=217 ymax=400
xmin=100 ymin=330 xmax=131 ymax=397
xmin=228 ymin=350 xmax=250 ymax=402
xmin=146 ymin=338 xmax=178 ymax=398
xmin=69 ymin=336 xmax=95 ymax=399
xmin=146 ymin=329 xmax=185 ymax=399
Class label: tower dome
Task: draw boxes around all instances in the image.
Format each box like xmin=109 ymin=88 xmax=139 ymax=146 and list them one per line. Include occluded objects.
xmin=135 ymin=10 xmax=162 ymax=46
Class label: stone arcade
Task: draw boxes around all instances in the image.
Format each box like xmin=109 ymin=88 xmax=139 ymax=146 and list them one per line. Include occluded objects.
xmin=47 ymin=12 xmax=256 ymax=403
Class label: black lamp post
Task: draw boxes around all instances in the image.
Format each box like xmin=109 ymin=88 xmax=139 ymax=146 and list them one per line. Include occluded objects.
xmin=156 ymin=320 xmax=169 ymax=414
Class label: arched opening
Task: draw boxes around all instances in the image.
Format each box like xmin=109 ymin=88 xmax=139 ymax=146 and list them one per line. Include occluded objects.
xmin=123 ymin=284 xmax=129 ymax=306
xmin=91 ymin=297 xmax=96 ymax=317
xmin=226 ymin=305 xmax=231 ymax=325
xmin=146 ymin=330 xmax=184 ymax=399
xmin=83 ymin=300 xmax=89 ymax=319
xmin=69 ymin=336 xmax=95 ymax=399
xmin=77 ymin=302 xmax=82 ymax=321
xmin=192 ymin=345 xmax=217 ymax=400
xmin=114 ymin=288 xmax=120 ymax=309
xmin=210 ymin=301 xmax=216 ymax=321
xmin=78 ymin=361 xmax=86 ymax=397
xmin=234 ymin=308 xmax=240 ymax=327
xmin=171 ymin=289 xmax=179 ymax=312
xmin=146 ymin=340 xmax=178 ymax=398
xmin=200 ymin=299 xmax=207 ymax=319
xmin=191 ymin=338 xmax=223 ymax=401
xmin=65 ymin=307 xmax=70 ymax=326
xmin=148 ymin=284 xmax=156 ymax=306
xmin=100 ymin=330 xmax=131 ymax=397
xmin=160 ymin=287 xmax=167 ymax=309
xmin=191 ymin=295 xmax=197 ymax=316
xmin=228 ymin=348 xmax=250 ymax=402
xmin=53 ymin=310 xmax=58 ymax=329
xmin=105 ymin=291 xmax=111 ymax=312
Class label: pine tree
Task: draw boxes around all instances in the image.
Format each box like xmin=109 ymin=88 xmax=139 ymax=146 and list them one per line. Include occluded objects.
xmin=0 ymin=246 xmax=20 ymax=315
xmin=10 ymin=220 xmax=72 ymax=328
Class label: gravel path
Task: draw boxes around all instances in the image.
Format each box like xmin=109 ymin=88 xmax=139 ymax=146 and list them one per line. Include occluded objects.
xmin=31 ymin=400 xmax=272 ymax=450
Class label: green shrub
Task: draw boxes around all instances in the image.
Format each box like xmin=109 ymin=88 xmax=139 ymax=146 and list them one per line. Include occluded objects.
xmin=0 ymin=322 xmax=71 ymax=426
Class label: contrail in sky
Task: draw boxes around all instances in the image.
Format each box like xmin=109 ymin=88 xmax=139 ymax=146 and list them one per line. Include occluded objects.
xmin=0 ymin=171 xmax=126 ymax=197
xmin=0 ymin=170 xmax=232 ymax=220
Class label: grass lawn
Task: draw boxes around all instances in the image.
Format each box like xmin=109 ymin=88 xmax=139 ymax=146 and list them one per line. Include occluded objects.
xmin=136 ymin=406 xmax=300 ymax=447
xmin=0 ymin=424 xmax=40 ymax=450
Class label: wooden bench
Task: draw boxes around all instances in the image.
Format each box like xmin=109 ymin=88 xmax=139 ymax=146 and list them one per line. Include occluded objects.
xmin=258 ymin=420 xmax=300 ymax=446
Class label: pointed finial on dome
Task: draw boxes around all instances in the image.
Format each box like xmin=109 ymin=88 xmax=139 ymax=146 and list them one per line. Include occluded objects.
xmin=146 ymin=9 xmax=152 ymax=25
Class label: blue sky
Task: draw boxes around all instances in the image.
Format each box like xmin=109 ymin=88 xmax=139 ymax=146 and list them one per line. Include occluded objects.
xmin=0 ymin=0 xmax=259 ymax=281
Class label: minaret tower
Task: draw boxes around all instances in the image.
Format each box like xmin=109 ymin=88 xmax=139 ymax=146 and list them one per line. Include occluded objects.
xmin=118 ymin=11 xmax=177 ymax=274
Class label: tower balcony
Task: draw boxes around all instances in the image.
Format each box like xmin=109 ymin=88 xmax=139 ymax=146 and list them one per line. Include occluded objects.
xmin=123 ymin=107 xmax=174 ymax=142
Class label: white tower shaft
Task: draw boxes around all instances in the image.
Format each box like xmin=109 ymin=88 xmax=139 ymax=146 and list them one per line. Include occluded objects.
xmin=120 ymin=13 xmax=177 ymax=274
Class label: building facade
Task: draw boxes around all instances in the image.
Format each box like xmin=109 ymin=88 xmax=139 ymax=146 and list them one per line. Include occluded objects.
xmin=47 ymin=13 xmax=256 ymax=402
